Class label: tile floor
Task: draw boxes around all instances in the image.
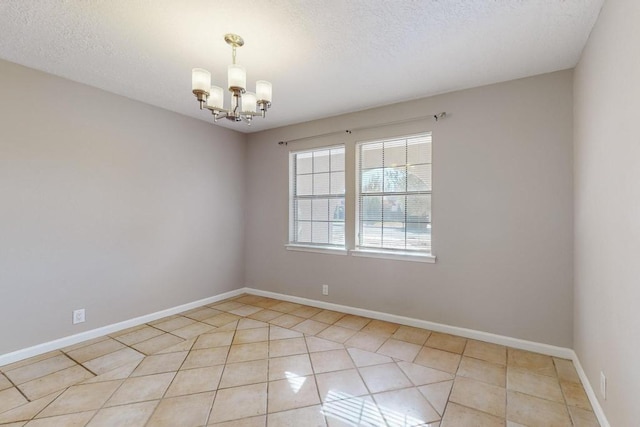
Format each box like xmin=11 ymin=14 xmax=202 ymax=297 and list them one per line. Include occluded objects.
xmin=0 ymin=294 xmax=599 ymax=426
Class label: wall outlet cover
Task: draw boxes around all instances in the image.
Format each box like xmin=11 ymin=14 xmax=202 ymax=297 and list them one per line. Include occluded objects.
xmin=73 ymin=309 xmax=86 ymax=324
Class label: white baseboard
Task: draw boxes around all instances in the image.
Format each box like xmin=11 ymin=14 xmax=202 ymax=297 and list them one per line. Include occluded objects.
xmin=0 ymin=288 xmax=245 ymax=367
xmin=243 ymin=287 xmax=574 ymax=359
xmin=571 ymin=351 xmax=610 ymax=427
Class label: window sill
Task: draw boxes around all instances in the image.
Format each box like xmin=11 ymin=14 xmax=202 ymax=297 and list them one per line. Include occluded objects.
xmin=285 ymin=244 xmax=348 ymax=256
xmin=349 ymin=249 xmax=436 ymax=263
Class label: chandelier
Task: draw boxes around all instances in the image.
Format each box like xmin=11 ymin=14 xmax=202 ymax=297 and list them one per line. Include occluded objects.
xmin=191 ymin=34 xmax=272 ymax=124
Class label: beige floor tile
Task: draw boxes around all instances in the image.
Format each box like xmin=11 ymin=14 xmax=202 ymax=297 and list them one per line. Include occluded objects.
xmin=269 ymin=314 xmax=306 ymax=329
xmin=396 ymin=361 xmax=454 ymax=386
xmin=450 ymin=376 xmax=506 ymax=418
xmin=358 ymin=363 xmax=412 ymax=393
xmin=83 ymin=347 xmax=145 ymax=375
xmin=0 ymin=373 xmax=13 ymax=390
xmin=209 ymin=415 xmax=266 ymax=426
xmin=323 ymin=395 xmax=386 ymax=426
xmin=1 ymin=351 xmax=62 ymax=373
xmin=267 ymin=375 xmax=320 ymax=413
xmin=209 ymin=383 xmax=267 ymax=423
xmin=219 ymin=360 xmax=267 ymax=389
xmin=568 ymin=406 xmax=600 ymax=427
xmin=464 ymin=340 xmax=507 ymax=366
xmin=317 ymin=326 xmax=358 ymax=344
xmin=373 ymin=387 xmax=441 ymax=426
xmin=248 ymin=309 xmax=283 ymax=322
xmin=227 ymin=342 xmax=268 ymax=363
xmin=87 ymin=400 xmax=158 ymax=427
xmin=37 ymin=380 xmax=122 ymax=418
xmin=343 ymin=331 xmax=386 ymax=352
xmin=360 ymin=320 xmax=400 ymax=337
xmin=194 ymin=331 xmax=235 ymax=349
xmin=251 ymin=299 xmax=283 ymax=309
xmin=229 ymin=305 xmax=263 ymax=317
xmin=414 ymin=347 xmax=461 ymax=374
xmin=458 ymin=356 xmax=506 ymax=387
xmin=310 ymin=310 xmax=345 ymax=325
xmin=269 ymin=354 xmax=313 ymax=381
xmin=0 ymin=391 xmax=62 ymax=424
xmin=310 ymin=349 xmax=355 ymax=374
xmin=290 ymin=306 xmax=323 ymax=319
xmin=268 ymin=405 xmax=326 ymax=427
xmin=269 ymin=302 xmax=303 ymax=313
xmin=83 ymin=360 xmax=141 ymax=384
xmin=237 ymin=319 xmax=269 ymax=330
xmin=553 ymin=358 xmax=581 ymax=384
xmin=113 ymin=326 xmax=164 ymax=346
xmin=316 ymin=369 xmax=368 ymax=402
xmin=507 ymin=367 xmax=563 ymax=403
xmin=507 ymin=421 xmax=527 ymax=427
xmin=270 ymin=326 xmax=303 ymax=340
xmin=146 ymin=391 xmax=215 ymax=427
xmin=203 ymin=313 xmax=242 ymax=327
xmin=425 ymin=332 xmax=467 ymax=354
xmin=306 ymin=337 xmax=344 ymax=353
xmin=64 ymin=336 xmax=108 ymax=353
xmin=333 ymin=315 xmax=371 ymax=331
xmin=1 ymin=423 xmax=27 ymax=427
xmin=560 ymin=381 xmax=592 ymax=410
xmin=507 ymin=390 xmax=572 ymax=427
xmin=269 ymin=338 xmax=308 ymax=358
xmin=391 ymin=325 xmax=431 ymax=345
xmin=19 ymin=365 xmax=94 ymax=401
xmin=182 ymin=307 xmax=222 ymax=321
xmin=152 ymin=316 xmax=196 ymax=332
xmin=292 ymin=319 xmax=330 ymax=335
xmin=131 ymin=352 xmax=187 ymax=377
xmin=182 ymin=347 xmax=229 ymax=369
xmin=171 ymin=322 xmax=215 ymax=339
xmin=234 ymin=295 xmax=265 ymax=305
xmin=347 ymin=348 xmax=393 ymax=367
xmin=418 ymin=380 xmax=453 ymax=416
xmin=155 ymin=337 xmax=195 ymax=354
xmin=65 ymin=339 xmax=126 ymax=364
xmin=166 ymin=365 xmax=224 ymax=397
xmin=132 ymin=333 xmax=185 ymax=355
xmin=441 ymin=402 xmax=505 ymax=427
xmin=211 ymin=301 xmax=246 ymax=312
xmin=106 ymin=372 xmax=175 ymax=406
xmin=507 ymin=349 xmax=556 ymax=377
xmin=0 ymin=387 xmax=29 ymax=413
xmin=377 ymin=339 xmax=422 ymax=362
xmin=216 ymin=320 xmax=240 ymax=331
xmin=5 ymin=355 xmax=76 ymax=385
xmin=233 ymin=328 xmax=269 ymax=344
xmin=24 ymin=411 xmax=96 ymax=427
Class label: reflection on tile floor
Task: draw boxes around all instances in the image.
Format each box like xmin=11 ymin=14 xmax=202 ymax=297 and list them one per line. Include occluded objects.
xmin=0 ymin=294 xmax=599 ymax=426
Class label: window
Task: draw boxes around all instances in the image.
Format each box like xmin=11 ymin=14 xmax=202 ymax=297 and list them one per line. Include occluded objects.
xmin=356 ymin=133 xmax=432 ymax=253
xmin=289 ymin=146 xmax=345 ymax=248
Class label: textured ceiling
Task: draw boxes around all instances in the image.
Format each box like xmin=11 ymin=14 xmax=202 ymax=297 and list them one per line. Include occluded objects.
xmin=0 ymin=1 xmax=603 ymax=133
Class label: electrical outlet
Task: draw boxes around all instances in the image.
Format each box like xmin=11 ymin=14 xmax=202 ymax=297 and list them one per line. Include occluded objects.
xmin=73 ymin=309 xmax=86 ymax=324
xmin=600 ymin=371 xmax=607 ymax=400
xmin=322 ymin=284 xmax=329 ymax=296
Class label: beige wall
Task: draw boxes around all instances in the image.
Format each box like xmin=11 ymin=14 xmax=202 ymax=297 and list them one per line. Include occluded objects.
xmin=245 ymin=70 xmax=574 ymax=347
xmin=574 ymin=0 xmax=640 ymax=423
xmin=0 ymin=59 xmax=246 ymax=354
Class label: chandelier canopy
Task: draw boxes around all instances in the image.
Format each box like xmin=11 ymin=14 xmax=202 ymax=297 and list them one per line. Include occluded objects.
xmin=192 ymin=34 xmax=272 ymax=124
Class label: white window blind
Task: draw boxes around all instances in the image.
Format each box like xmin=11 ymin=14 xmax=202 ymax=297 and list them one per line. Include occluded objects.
xmin=357 ymin=133 xmax=432 ymax=252
xmin=290 ymin=146 xmax=345 ymax=247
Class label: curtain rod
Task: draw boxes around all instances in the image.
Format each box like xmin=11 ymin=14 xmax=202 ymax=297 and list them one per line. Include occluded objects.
xmin=277 ymin=112 xmax=447 ymax=146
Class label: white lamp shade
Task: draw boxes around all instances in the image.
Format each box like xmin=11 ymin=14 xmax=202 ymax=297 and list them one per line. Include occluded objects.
xmin=207 ymin=86 xmax=224 ymax=110
xmin=242 ymin=92 xmax=257 ymax=113
xmin=256 ymin=80 xmax=272 ymax=102
xmin=192 ymin=68 xmax=211 ymax=92
xmin=228 ymin=64 xmax=246 ymax=90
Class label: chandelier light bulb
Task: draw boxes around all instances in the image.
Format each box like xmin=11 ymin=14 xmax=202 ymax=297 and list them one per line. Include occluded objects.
xmin=242 ymin=92 xmax=257 ymax=114
xmin=256 ymin=80 xmax=272 ymax=103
